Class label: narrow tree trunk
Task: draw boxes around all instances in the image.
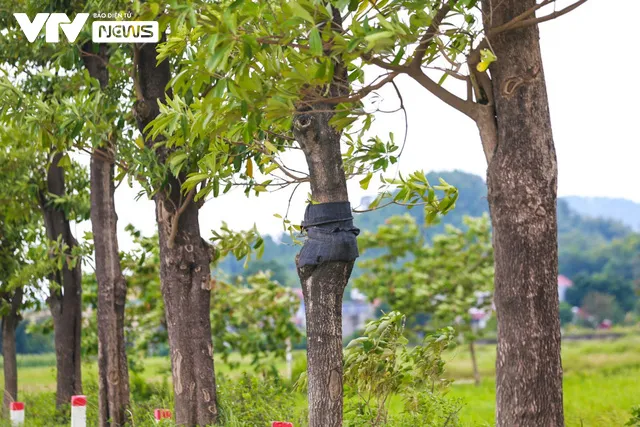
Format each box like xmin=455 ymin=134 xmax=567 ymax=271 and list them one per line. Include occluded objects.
xmin=2 ymin=288 xmax=23 ymax=413
xmin=40 ymin=153 xmax=83 ymax=407
xmin=82 ymin=41 xmax=131 ymax=427
xmin=294 ymin=100 xmax=356 ymax=427
xmin=135 ymin=42 xmax=218 ymax=426
xmin=292 ymin=9 xmax=356 ymax=426
xmin=482 ymin=1 xmax=564 ymax=425
xmin=469 ymin=341 xmax=480 ymax=386
xmin=91 ymin=151 xmax=130 ymax=426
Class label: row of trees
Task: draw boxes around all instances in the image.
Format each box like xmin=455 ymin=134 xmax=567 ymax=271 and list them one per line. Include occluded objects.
xmin=0 ymin=0 xmax=587 ymax=426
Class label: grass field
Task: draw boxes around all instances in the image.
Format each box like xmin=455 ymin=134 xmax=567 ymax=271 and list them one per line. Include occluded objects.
xmin=2 ymin=335 xmax=639 ymax=426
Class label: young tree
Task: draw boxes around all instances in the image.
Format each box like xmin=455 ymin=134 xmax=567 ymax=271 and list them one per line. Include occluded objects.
xmin=355 ymin=214 xmax=494 ymax=385
xmin=154 ymin=0 xmax=584 ymax=424
xmin=148 ymin=2 xmax=457 ymax=425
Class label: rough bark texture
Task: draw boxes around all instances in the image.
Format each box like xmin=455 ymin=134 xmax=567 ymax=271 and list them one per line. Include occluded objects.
xmin=135 ymin=42 xmax=218 ymax=426
xmin=40 ymin=152 xmax=83 ymax=408
xmin=482 ymin=1 xmax=564 ymax=425
xmin=293 ymin=18 xmax=354 ymax=420
xmin=83 ymin=42 xmax=131 ymax=427
xmin=2 ymin=287 xmax=23 ymax=413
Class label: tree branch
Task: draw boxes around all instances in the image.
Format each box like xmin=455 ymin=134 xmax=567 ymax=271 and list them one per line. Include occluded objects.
xmin=316 ymin=72 xmax=399 ymax=105
xmin=167 ymin=187 xmax=195 ymax=249
xmin=489 ymin=0 xmax=589 ymax=36
xmin=363 ymin=54 xmax=408 ymax=72
xmin=406 ymin=67 xmax=476 ymax=119
xmin=411 ymin=2 xmax=452 ymax=69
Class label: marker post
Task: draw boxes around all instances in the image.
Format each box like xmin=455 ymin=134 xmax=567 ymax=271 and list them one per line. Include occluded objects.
xmin=71 ymin=395 xmax=87 ymax=427
xmin=154 ymin=409 xmax=172 ymax=423
xmin=9 ymin=402 xmax=25 ymax=426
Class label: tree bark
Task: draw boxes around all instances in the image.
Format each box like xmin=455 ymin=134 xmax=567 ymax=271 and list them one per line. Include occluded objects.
xmin=481 ymin=1 xmax=564 ymax=425
xmin=2 ymin=287 xmax=23 ymax=413
xmin=293 ymin=20 xmax=355 ymax=420
xmin=134 ymin=42 xmax=218 ymax=426
xmin=83 ymin=42 xmax=131 ymax=427
xmin=40 ymin=152 xmax=83 ymax=408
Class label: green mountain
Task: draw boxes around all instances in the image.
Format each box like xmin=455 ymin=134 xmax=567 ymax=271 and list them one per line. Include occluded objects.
xmin=563 ymin=196 xmax=640 ymax=231
xmin=218 ymin=170 xmax=636 ymax=290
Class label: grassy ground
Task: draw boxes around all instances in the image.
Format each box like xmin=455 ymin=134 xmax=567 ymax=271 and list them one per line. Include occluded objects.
xmin=2 ymin=335 xmax=639 ymax=426
xmin=443 ymin=336 xmax=640 ymax=426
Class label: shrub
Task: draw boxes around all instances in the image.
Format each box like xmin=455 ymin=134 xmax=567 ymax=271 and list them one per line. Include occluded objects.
xmin=343 ymin=311 xmax=463 ymax=426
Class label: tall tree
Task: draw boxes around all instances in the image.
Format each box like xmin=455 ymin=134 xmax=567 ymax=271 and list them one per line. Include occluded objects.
xmin=133 ymin=39 xmax=219 ymax=425
xmin=479 ymin=2 xmax=567 ymax=423
xmin=291 ymin=9 xmax=358 ymax=425
xmin=147 ymin=3 xmax=458 ymax=425
xmin=196 ymin=0 xmax=583 ymax=423
xmin=39 ymin=153 xmax=85 ymax=407
xmin=81 ymin=41 xmax=130 ymax=426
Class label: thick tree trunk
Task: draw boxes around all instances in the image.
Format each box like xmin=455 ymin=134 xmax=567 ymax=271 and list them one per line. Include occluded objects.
xmin=83 ymin=42 xmax=131 ymax=427
xmin=135 ymin=42 xmax=218 ymax=426
xmin=482 ymin=1 xmax=564 ymax=425
xmin=2 ymin=287 xmax=23 ymax=413
xmin=294 ymin=95 xmax=356 ymax=426
xmin=40 ymin=153 xmax=83 ymax=408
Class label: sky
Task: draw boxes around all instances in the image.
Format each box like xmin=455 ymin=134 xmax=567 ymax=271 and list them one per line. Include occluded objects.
xmin=69 ymin=0 xmax=640 ymax=251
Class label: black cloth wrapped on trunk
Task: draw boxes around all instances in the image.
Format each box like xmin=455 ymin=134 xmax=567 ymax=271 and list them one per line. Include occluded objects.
xmin=297 ymin=202 xmax=360 ymax=267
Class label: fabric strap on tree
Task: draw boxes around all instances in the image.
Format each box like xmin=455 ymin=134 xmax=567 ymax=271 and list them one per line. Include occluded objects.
xmin=298 ymin=202 xmax=360 ymax=267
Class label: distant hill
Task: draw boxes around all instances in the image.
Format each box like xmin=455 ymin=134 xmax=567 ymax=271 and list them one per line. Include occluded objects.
xmin=563 ymin=196 xmax=640 ymax=231
xmin=217 ymin=170 xmax=637 ymax=291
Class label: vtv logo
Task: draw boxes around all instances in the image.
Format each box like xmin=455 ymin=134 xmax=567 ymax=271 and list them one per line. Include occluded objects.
xmin=13 ymin=13 xmax=89 ymax=43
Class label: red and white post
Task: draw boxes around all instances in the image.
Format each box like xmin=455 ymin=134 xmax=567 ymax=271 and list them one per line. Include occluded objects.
xmin=154 ymin=409 xmax=172 ymax=423
xmin=271 ymin=422 xmax=294 ymax=427
xmin=9 ymin=402 xmax=25 ymax=426
xmin=71 ymin=395 xmax=87 ymax=427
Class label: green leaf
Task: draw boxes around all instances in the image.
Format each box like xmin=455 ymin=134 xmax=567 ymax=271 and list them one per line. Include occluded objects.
xmin=289 ymin=1 xmax=315 ymax=24
xmin=309 ymin=28 xmax=323 ymax=57
xmin=359 ymin=172 xmax=373 ymax=190
xmin=56 ymin=154 xmax=71 ymax=168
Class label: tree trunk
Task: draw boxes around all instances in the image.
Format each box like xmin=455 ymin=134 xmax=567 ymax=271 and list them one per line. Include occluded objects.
xmin=82 ymin=42 xmax=131 ymax=427
xmin=482 ymin=1 xmax=564 ymax=425
xmin=291 ymin=9 xmax=357 ymax=426
xmin=294 ymin=98 xmax=357 ymax=427
xmin=469 ymin=341 xmax=480 ymax=386
xmin=40 ymin=152 xmax=83 ymax=408
xmin=134 ymin=42 xmax=218 ymax=426
xmin=2 ymin=288 xmax=23 ymax=413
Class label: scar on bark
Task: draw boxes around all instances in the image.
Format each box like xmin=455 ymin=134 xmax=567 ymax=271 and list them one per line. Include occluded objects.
xmin=328 ymin=369 xmax=341 ymax=401
xmin=107 ymin=369 xmax=120 ymax=384
xmin=173 ymin=350 xmax=183 ymax=394
xmin=501 ymin=65 xmax=541 ymax=97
